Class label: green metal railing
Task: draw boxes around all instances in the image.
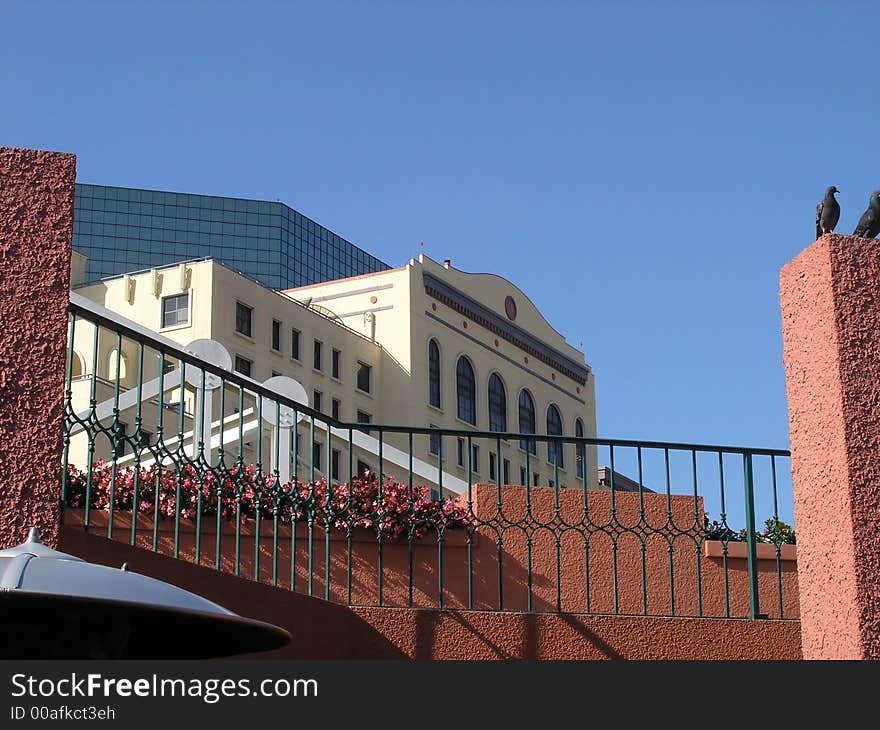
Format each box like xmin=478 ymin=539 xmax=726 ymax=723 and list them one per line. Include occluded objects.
xmin=61 ymin=299 xmax=795 ymax=620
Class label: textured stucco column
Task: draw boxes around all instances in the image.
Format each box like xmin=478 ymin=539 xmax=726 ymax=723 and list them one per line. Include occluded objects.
xmin=780 ymin=233 xmax=880 ymax=659
xmin=0 ymin=147 xmax=76 ymax=549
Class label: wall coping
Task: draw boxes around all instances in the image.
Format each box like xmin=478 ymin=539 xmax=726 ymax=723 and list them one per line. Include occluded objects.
xmin=704 ymin=540 xmax=796 ymax=562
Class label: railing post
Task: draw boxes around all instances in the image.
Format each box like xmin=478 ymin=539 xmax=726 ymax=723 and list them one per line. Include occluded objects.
xmin=742 ymin=453 xmax=761 ymax=619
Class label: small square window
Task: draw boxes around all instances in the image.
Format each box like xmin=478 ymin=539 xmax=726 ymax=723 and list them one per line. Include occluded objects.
xmin=161 ymin=293 xmax=189 ymax=328
xmin=331 ymin=398 xmax=341 ymax=421
xmin=313 ymin=340 xmax=323 ymax=371
xmin=235 ymin=302 xmax=253 ymax=338
xmin=332 ymin=348 xmax=341 ymax=379
xmin=271 ymin=319 xmax=282 ymax=352
xmin=356 ymin=361 xmax=372 ymax=393
xmin=291 ymin=328 xmax=301 ymax=360
xmin=234 ymin=355 xmax=252 ymax=378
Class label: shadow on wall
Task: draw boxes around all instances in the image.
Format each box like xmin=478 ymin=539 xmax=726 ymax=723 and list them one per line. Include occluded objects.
xmin=414 ymin=610 xmax=624 ymax=660
xmin=57 ymin=526 xmax=408 ymax=660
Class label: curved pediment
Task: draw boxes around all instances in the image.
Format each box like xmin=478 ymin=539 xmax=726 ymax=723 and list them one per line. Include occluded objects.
xmin=419 ymin=256 xmax=589 ymax=383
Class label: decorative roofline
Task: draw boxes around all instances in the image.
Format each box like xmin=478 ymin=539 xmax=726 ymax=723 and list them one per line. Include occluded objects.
xmin=422 ymin=272 xmax=590 ymax=385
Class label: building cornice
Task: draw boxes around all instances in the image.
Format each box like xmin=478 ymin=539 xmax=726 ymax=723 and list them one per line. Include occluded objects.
xmin=422 ymin=271 xmax=590 ymax=385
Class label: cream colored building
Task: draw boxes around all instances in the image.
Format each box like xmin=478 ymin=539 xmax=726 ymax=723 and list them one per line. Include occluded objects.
xmin=282 ymin=254 xmax=598 ymax=491
xmin=68 ymin=252 xmax=598 ymax=492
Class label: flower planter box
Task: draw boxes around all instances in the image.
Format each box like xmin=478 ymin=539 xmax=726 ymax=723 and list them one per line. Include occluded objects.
xmin=703 ymin=540 xmax=796 ymax=562
xmin=61 ymin=507 xmax=474 ymax=547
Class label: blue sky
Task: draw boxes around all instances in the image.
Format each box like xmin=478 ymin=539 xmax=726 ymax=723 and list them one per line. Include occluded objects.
xmin=5 ymin=1 xmax=876 ymax=524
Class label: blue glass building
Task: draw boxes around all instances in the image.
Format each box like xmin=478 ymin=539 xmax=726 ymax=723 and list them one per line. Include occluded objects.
xmin=73 ymin=184 xmax=390 ymax=290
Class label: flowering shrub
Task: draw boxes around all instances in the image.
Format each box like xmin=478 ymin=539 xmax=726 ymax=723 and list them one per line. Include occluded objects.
xmin=704 ymin=515 xmax=796 ymax=545
xmin=63 ymin=461 xmax=470 ymax=540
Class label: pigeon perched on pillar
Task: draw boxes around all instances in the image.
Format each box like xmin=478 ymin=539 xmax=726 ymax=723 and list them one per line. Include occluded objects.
xmin=815 ymin=186 xmax=840 ymax=239
xmin=852 ymin=191 xmax=880 ymax=239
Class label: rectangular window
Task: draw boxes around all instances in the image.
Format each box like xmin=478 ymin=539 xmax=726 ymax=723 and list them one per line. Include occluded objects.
xmin=291 ymin=328 xmax=301 ymax=360
xmin=331 ymin=449 xmax=341 ymax=481
xmin=520 ymin=466 xmax=527 ymax=486
xmin=313 ymin=340 xmax=323 ymax=371
xmin=332 ymin=348 xmax=341 ymax=379
xmin=312 ymin=442 xmax=322 ymax=470
xmin=356 ymin=361 xmax=372 ymax=393
xmin=356 ymin=460 xmax=372 ymax=480
xmin=161 ymin=293 xmax=189 ymax=328
xmin=271 ymin=319 xmax=282 ymax=352
xmin=113 ymin=422 xmax=127 ymax=459
xmin=457 ymin=438 xmax=465 ymax=467
xmin=331 ymin=398 xmax=341 ymax=421
xmin=429 ymin=425 xmax=440 ymax=456
xmin=503 ymin=459 xmax=511 ymax=485
xmin=356 ymin=410 xmax=372 ymax=435
xmin=234 ymin=355 xmax=252 ymax=378
xmin=313 ymin=390 xmax=323 ymax=413
xmin=138 ymin=430 xmax=153 ymax=449
xmin=235 ymin=301 xmax=253 ymax=337
xmin=533 ymin=472 xmax=540 ymax=487
xmin=489 ymin=452 xmax=497 ymax=481
xmin=472 ymin=443 xmax=480 ymax=473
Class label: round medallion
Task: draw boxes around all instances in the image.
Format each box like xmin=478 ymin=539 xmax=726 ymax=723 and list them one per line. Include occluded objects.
xmin=504 ymin=296 xmax=517 ymax=321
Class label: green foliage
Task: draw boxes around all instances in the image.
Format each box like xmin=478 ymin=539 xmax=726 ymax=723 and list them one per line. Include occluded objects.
xmin=705 ymin=515 xmax=796 ymax=545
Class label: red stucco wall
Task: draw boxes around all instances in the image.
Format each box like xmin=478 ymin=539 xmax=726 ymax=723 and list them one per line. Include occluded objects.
xmin=0 ymin=147 xmax=75 ymax=549
xmin=780 ymin=233 xmax=880 ymax=659
xmin=59 ymin=525 xmax=802 ymax=659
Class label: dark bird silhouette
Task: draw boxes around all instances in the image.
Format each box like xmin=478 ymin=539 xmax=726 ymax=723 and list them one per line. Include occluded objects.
xmin=815 ymin=186 xmax=840 ymax=238
xmin=852 ymin=191 xmax=880 ymax=239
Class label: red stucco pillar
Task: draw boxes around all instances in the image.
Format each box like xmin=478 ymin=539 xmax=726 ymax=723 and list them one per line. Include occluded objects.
xmin=780 ymin=233 xmax=880 ymax=659
xmin=0 ymin=147 xmax=76 ymax=549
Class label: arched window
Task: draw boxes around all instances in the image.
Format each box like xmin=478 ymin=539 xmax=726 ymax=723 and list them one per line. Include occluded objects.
xmin=547 ymin=405 xmax=564 ymax=467
xmin=428 ymin=339 xmax=441 ymax=408
xmin=518 ymin=389 xmax=536 ymax=454
xmin=488 ymin=373 xmax=507 ymax=432
xmin=456 ymin=356 xmax=476 ymax=425
xmin=68 ymin=350 xmax=84 ymax=379
xmin=575 ymin=418 xmax=585 ymax=479
xmin=108 ymin=349 xmax=128 ymax=383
